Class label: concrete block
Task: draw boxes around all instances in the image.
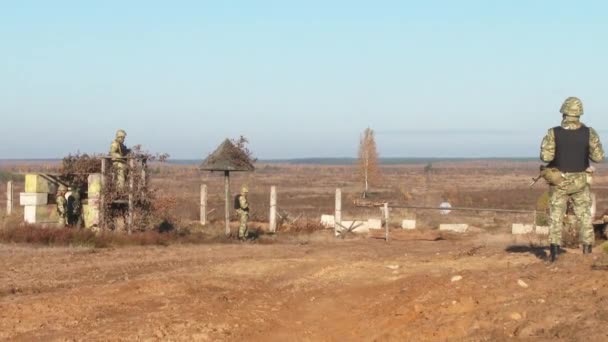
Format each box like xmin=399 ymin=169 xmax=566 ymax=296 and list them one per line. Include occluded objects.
xmin=512 ymin=223 xmax=534 ymax=235
xmin=25 ymin=174 xmax=52 ymax=193
xmin=20 ymin=192 xmax=48 ymax=206
xmin=24 ymin=205 xmax=58 ymax=224
xmin=320 ymin=214 xmax=335 ymax=228
xmin=367 ymin=218 xmax=382 ymax=229
xmin=24 ymin=205 xmax=36 ymax=224
xmin=536 ymin=226 xmax=549 ymax=235
xmin=88 ymin=173 xmax=102 ymax=195
xmin=84 ymin=197 xmax=100 ymax=228
xmin=439 ymin=224 xmax=469 ymax=233
xmin=402 ymin=219 xmax=416 ymax=230
xmin=335 ymin=220 xmax=369 ymax=235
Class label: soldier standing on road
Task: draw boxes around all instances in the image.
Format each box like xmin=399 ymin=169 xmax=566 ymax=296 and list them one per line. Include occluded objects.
xmin=109 ymin=129 xmax=130 ymax=190
xmin=56 ymin=184 xmax=68 ymax=227
xmin=236 ymin=185 xmax=250 ymax=240
xmin=540 ymin=97 xmax=604 ymax=262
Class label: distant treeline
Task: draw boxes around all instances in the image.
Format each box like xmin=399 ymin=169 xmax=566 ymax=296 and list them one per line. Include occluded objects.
xmin=169 ymin=157 xmax=538 ymax=166
xmin=1 ymin=157 xmax=538 ymax=167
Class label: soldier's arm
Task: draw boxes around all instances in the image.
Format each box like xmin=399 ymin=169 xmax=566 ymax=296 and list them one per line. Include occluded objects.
xmin=540 ymin=128 xmax=555 ymax=163
xmin=110 ymin=141 xmax=122 ymax=159
xmin=57 ymin=198 xmax=67 ymax=216
xmin=239 ymin=196 xmax=249 ymax=210
xmin=589 ymin=127 xmax=605 ymax=163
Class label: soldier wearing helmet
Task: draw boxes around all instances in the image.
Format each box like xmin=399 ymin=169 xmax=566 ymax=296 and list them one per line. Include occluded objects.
xmin=540 ymin=97 xmax=604 ymax=262
xmin=109 ymin=129 xmax=131 ymax=190
xmin=235 ymin=185 xmax=250 ymax=240
xmin=56 ymin=184 xmax=68 ymax=227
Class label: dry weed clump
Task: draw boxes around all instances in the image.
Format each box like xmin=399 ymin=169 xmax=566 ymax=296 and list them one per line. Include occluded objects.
xmin=278 ymin=219 xmax=326 ymax=233
xmin=0 ymin=224 xmax=104 ymax=247
xmin=0 ymin=224 xmax=215 ymax=248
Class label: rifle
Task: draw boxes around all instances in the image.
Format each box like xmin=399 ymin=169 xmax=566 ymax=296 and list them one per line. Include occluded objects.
xmin=529 ymin=165 xmax=547 ymax=188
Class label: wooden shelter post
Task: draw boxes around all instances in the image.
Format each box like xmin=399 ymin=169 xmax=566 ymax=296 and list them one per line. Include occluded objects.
xmin=224 ymin=171 xmax=230 ymax=236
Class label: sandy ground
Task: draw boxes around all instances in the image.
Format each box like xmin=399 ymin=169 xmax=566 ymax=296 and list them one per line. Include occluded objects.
xmin=2 ymin=230 xmax=608 ymax=342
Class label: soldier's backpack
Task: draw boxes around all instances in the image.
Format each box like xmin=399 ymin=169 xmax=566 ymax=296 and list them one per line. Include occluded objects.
xmin=234 ymin=194 xmax=241 ymax=210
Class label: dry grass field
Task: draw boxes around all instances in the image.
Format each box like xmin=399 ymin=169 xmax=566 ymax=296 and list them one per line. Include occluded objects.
xmin=2 ymin=160 xmax=608 ymax=341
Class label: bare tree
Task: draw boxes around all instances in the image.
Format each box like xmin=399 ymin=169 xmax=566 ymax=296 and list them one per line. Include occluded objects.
xmin=358 ymin=127 xmax=381 ymax=198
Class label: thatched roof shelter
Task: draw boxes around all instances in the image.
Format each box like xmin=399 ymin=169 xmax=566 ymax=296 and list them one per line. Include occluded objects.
xmin=200 ymin=139 xmax=255 ymax=236
xmin=200 ymin=139 xmax=254 ymax=172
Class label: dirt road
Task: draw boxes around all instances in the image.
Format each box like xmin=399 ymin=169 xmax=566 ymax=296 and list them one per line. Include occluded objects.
xmin=1 ymin=231 xmax=608 ymax=341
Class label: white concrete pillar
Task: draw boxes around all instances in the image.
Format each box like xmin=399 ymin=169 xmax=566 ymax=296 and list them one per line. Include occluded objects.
xmin=6 ymin=181 xmax=13 ymax=215
xmin=200 ymin=184 xmax=207 ymax=225
xmin=269 ymin=186 xmax=277 ymax=233
xmin=335 ymin=188 xmax=342 ymax=226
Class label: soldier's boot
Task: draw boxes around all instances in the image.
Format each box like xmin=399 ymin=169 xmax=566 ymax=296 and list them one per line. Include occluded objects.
xmin=583 ymin=244 xmax=592 ymax=255
xmin=549 ymin=244 xmax=559 ymax=262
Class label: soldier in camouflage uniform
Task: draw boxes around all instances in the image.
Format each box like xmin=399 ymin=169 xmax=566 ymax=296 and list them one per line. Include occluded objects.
xmin=67 ymin=186 xmax=83 ymax=228
xmin=109 ymin=129 xmax=130 ymax=190
xmin=540 ymin=97 xmax=604 ymax=262
xmin=56 ymin=184 xmax=68 ymax=227
xmin=236 ymin=185 xmax=250 ymax=240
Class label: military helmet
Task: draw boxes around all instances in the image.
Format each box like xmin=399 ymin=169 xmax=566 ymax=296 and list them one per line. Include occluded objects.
xmin=57 ymin=184 xmax=68 ymax=192
xmin=241 ymin=185 xmax=249 ymax=193
xmin=116 ymin=129 xmax=127 ymax=138
xmin=560 ymin=97 xmax=584 ymax=116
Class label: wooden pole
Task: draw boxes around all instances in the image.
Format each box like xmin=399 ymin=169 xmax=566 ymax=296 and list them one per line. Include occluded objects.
xmin=100 ymin=158 xmax=107 ymax=229
xmin=140 ymin=158 xmax=147 ymax=196
xmin=384 ymin=202 xmax=389 ymax=242
xmin=224 ymin=171 xmax=230 ymax=236
xmin=200 ymin=184 xmax=207 ymax=225
xmin=6 ymin=181 xmax=13 ymax=215
xmin=335 ymin=188 xmax=342 ymax=227
xmin=128 ymin=158 xmax=135 ymax=234
xmin=269 ymin=186 xmax=277 ymax=233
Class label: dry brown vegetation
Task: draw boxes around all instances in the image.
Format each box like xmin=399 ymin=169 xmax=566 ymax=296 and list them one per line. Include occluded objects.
xmin=2 ymin=160 xmax=608 ymax=341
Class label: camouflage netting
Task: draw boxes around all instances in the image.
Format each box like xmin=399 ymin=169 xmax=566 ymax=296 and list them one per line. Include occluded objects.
xmin=200 ymin=138 xmax=255 ymax=172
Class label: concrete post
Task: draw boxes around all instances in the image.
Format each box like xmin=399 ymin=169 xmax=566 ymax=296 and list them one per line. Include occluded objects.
xmin=6 ymin=181 xmax=13 ymax=215
xmin=269 ymin=186 xmax=277 ymax=233
xmin=384 ymin=202 xmax=389 ymax=242
xmin=335 ymin=188 xmax=342 ymax=226
xmin=200 ymin=184 xmax=207 ymax=225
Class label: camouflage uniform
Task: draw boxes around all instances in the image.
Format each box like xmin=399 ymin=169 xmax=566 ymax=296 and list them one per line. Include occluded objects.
xmin=56 ymin=185 xmax=67 ymax=227
xmin=540 ymin=97 xmax=604 ymax=259
xmin=110 ymin=129 xmax=130 ymax=190
xmin=236 ymin=186 xmax=249 ymax=240
xmin=67 ymin=187 xmax=83 ymax=228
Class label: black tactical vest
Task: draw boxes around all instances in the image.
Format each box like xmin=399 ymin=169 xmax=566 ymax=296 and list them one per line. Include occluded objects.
xmin=550 ymin=126 xmax=590 ymax=172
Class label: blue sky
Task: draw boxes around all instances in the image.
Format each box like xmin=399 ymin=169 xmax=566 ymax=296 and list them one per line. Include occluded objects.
xmin=1 ymin=0 xmax=608 ymax=159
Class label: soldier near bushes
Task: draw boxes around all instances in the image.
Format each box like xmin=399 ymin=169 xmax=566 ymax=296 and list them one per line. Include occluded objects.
xmin=110 ymin=129 xmax=131 ymax=190
xmin=56 ymin=184 xmax=68 ymax=227
xmin=540 ymin=96 xmax=605 ymax=262
xmin=235 ymin=185 xmax=250 ymax=240
xmin=67 ymin=186 xmax=84 ymax=228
